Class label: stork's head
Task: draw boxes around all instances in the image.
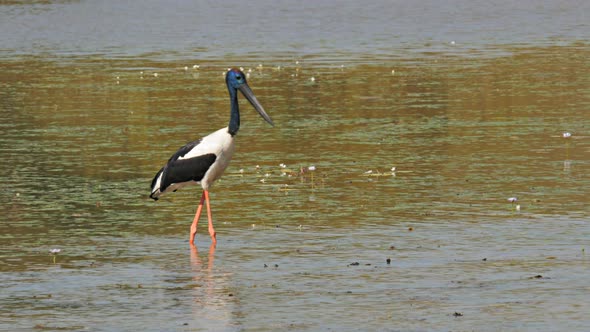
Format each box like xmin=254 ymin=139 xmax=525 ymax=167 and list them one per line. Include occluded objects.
xmin=226 ymin=69 xmax=274 ymax=126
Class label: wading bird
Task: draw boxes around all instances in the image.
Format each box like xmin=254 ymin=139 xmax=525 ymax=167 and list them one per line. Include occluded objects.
xmin=150 ymin=69 xmax=274 ymax=245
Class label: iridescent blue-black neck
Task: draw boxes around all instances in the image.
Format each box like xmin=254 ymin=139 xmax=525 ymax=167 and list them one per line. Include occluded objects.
xmin=228 ymin=84 xmax=240 ymax=136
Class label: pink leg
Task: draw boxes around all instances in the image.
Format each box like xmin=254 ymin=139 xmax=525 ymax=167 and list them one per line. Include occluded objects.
xmin=189 ymin=191 xmax=206 ymax=245
xmin=204 ymin=190 xmax=217 ymax=244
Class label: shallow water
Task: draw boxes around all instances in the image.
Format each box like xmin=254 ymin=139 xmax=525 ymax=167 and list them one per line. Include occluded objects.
xmin=2 ymin=1 xmax=590 ymax=331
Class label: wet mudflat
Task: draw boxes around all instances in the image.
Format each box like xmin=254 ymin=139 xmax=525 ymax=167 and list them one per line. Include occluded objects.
xmin=2 ymin=1 xmax=590 ymax=331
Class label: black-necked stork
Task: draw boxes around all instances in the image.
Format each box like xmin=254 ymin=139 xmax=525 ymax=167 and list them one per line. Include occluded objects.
xmin=150 ymin=69 xmax=274 ymax=245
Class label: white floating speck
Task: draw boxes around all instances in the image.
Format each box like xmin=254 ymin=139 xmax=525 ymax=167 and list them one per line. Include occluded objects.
xmin=279 ymin=163 xmax=287 ymax=168
xmin=391 ymin=166 xmax=396 ymax=172
xmin=391 ymin=69 xmax=395 ymax=75
xmin=193 ymin=65 xmax=199 ymax=69
xmin=515 ymin=204 xmax=521 ymax=211
xmin=562 ymin=132 xmax=572 ymax=138
xmin=153 ymin=73 xmax=158 ymax=77
xmin=49 ymin=248 xmax=61 ymax=254
xmin=365 ymin=170 xmax=373 ymax=174
xmin=239 ymin=168 xmax=244 ymax=174
xmin=507 ymin=197 xmax=518 ymax=203
xmin=295 ymin=60 xmax=300 ymax=65
xmin=240 ymin=67 xmax=244 ymax=71
xmin=184 ymin=66 xmax=188 ymax=71
xmin=450 ymin=40 xmax=456 ymax=45
xmin=308 ymin=165 xmax=316 ymax=171
xmin=310 ymin=77 xmax=315 ymax=82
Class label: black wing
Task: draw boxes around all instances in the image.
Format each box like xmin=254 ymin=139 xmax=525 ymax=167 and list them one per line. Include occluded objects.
xmin=167 ymin=139 xmax=202 ymax=163
xmin=160 ymin=153 xmax=217 ymax=191
xmin=151 ymin=138 xmax=218 ymax=195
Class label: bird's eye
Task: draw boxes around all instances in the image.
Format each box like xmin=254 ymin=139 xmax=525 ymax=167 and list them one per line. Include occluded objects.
xmin=236 ymin=76 xmax=242 ymax=80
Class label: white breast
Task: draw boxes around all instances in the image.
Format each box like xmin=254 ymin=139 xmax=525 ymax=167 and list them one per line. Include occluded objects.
xmin=182 ymin=127 xmax=235 ymax=191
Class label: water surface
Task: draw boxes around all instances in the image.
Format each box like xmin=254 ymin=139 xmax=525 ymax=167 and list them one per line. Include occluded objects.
xmin=1 ymin=1 xmax=590 ymax=331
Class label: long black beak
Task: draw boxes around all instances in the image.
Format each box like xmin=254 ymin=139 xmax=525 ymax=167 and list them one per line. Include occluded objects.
xmin=238 ymin=84 xmax=274 ymax=127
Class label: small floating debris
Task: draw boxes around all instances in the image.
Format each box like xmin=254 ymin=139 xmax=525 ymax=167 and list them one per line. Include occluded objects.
xmin=386 ymin=258 xmax=391 ymax=264
xmin=562 ymin=132 xmax=572 ymax=138
xmin=49 ymin=248 xmax=61 ymax=264
xmin=153 ymin=72 xmax=159 ymax=78
xmin=528 ymin=274 xmax=550 ymax=279
xmin=515 ymin=204 xmax=521 ymax=211
xmin=193 ymin=65 xmax=200 ymax=69
xmin=507 ymin=197 xmax=518 ymax=203
xmin=278 ymin=184 xmax=296 ymax=192
xmin=310 ymin=77 xmax=316 ymax=82
xmin=348 ymin=262 xmax=360 ymax=266
xmin=453 ymin=312 xmax=463 ymax=317
xmin=362 ymin=168 xmax=402 ymax=177
xmin=308 ymin=165 xmax=316 ymax=171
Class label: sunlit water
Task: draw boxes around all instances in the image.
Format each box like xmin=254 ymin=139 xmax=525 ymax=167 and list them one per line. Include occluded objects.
xmin=1 ymin=1 xmax=590 ymax=331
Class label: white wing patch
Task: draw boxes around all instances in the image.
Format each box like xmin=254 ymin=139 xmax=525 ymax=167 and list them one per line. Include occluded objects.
xmin=180 ymin=128 xmax=230 ymax=160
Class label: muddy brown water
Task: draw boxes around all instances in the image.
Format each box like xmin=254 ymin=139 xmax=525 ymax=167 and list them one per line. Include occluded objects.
xmin=2 ymin=1 xmax=590 ymax=331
